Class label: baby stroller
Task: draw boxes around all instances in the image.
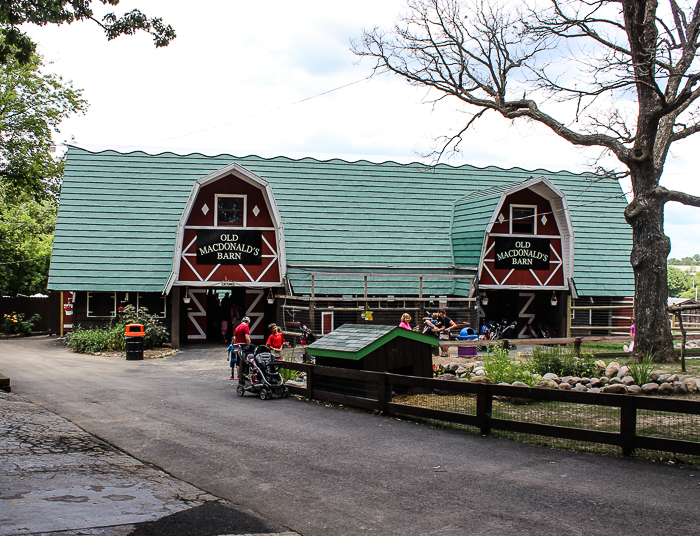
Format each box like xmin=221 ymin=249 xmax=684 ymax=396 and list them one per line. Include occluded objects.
xmin=235 ymin=343 xmax=289 ymax=400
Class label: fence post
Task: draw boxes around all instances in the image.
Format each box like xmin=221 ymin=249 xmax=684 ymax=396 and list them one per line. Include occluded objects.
xmin=306 ymin=364 xmax=314 ymax=399
xmin=620 ymin=399 xmax=637 ymax=456
xmin=476 ymin=384 xmax=492 ymax=435
xmin=377 ymin=372 xmax=388 ymax=414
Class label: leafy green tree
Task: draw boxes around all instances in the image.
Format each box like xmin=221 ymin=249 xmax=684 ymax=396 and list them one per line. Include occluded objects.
xmin=668 ymin=266 xmax=692 ymax=298
xmin=0 ymin=183 xmax=57 ymax=294
xmin=1 ymin=46 xmax=87 ymax=197
xmin=0 ymin=0 xmax=175 ymax=65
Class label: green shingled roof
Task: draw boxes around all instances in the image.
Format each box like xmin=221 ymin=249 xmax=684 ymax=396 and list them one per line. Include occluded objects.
xmin=306 ymin=324 xmax=438 ymax=360
xmin=48 ymin=147 xmax=634 ymax=296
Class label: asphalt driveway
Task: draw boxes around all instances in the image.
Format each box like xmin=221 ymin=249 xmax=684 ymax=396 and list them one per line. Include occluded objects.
xmin=1 ymin=336 xmax=699 ymax=536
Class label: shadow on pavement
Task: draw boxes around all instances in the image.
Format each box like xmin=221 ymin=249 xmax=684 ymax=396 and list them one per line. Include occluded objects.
xmin=127 ymin=501 xmax=279 ymax=536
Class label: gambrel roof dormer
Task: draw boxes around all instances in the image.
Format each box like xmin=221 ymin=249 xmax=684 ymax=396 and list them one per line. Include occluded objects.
xmin=452 ymin=176 xmax=574 ymax=292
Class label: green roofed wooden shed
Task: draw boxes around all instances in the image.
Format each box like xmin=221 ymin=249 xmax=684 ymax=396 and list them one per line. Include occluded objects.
xmin=307 ymin=324 xmax=437 ymax=377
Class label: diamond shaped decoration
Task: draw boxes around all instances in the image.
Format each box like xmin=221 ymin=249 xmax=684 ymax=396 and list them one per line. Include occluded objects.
xmin=252 ymin=205 xmax=260 ymax=217
xmin=541 ymin=214 xmax=547 ymax=225
xmin=201 ymin=203 xmax=209 ymax=215
xmin=498 ymin=213 xmax=505 ymax=224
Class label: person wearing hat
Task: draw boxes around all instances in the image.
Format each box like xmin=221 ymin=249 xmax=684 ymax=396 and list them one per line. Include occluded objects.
xmin=233 ymin=317 xmax=251 ymax=383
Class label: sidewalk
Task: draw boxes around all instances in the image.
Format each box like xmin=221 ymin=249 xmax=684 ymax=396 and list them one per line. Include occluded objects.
xmin=0 ymin=390 xmax=298 ymax=536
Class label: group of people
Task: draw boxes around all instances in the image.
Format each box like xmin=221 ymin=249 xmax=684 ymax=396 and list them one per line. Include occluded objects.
xmin=228 ymin=317 xmax=289 ymax=381
xmin=399 ymin=310 xmax=458 ymax=357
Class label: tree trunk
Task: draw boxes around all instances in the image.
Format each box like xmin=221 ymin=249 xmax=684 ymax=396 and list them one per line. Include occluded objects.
xmin=625 ymin=188 xmax=675 ymax=362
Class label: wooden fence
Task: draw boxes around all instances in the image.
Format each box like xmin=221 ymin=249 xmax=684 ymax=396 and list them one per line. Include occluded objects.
xmin=280 ymin=362 xmax=700 ymax=457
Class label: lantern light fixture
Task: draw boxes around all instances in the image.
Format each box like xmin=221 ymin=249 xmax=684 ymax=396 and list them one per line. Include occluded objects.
xmin=550 ymin=292 xmax=558 ymax=306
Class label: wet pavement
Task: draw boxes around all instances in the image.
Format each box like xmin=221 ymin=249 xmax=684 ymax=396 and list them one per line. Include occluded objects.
xmin=0 ymin=390 xmax=298 ymax=536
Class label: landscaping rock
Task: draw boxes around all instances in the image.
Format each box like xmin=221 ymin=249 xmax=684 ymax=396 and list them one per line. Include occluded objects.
xmin=588 ymin=387 xmax=601 ymax=394
xmin=580 ymin=377 xmax=591 ymax=385
xmin=657 ymin=383 xmax=674 ymax=395
xmin=673 ymin=381 xmax=688 ymax=394
xmin=534 ymin=379 xmax=560 ymax=390
xmin=617 ymin=366 xmax=630 ymax=378
xmin=679 ymin=374 xmax=692 ymax=381
xmin=543 ymin=373 xmax=560 ymax=381
xmin=602 ymin=384 xmax=627 ymax=394
xmin=609 ymin=377 xmax=622 ymax=385
xmin=456 ymin=366 xmax=467 ymax=375
xmin=437 ymin=374 xmax=459 ymax=381
xmin=590 ymin=377 xmax=604 ymax=388
xmin=641 ymin=382 xmax=660 ymax=394
xmin=594 ymin=360 xmax=607 ymax=374
xmin=627 ymin=385 xmax=642 ymax=395
xmin=511 ymin=381 xmax=529 ymax=388
xmin=621 ymin=376 xmax=636 ymax=386
xmin=558 ymin=382 xmax=572 ymax=391
xmin=682 ymin=378 xmax=698 ymax=392
xmin=469 ymin=376 xmax=493 ymax=384
xmin=667 ymin=374 xmax=680 ymax=383
xmin=650 ymin=371 xmax=662 ymax=381
xmin=605 ymin=362 xmax=621 ymax=377
xmin=569 ymin=377 xmax=581 ymax=385
xmin=657 ymin=373 xmax=671 ymax=383
xmin=573 ymin=384 xmax=588 ymax=392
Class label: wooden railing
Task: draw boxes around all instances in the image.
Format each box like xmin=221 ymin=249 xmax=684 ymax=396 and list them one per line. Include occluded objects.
xmin=279 ymin=362 xmax=700 ymax=457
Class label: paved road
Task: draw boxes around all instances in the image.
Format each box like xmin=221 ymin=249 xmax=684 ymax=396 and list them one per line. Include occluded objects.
xmin=2 ymin=336 xmax=700 ymax=536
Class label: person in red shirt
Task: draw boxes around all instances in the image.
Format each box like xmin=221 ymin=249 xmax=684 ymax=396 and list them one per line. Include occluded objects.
xmin=233 ymin=317 xmax=251 ymax=383
xmin=266 ymin=324 xmax=286 ymax=357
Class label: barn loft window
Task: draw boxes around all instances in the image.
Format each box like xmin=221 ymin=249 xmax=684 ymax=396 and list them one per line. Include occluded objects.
xmin=216 ymin=195 xmax=246 ymax=226
xmin=510 ymin=205 xmax=536 ymax=234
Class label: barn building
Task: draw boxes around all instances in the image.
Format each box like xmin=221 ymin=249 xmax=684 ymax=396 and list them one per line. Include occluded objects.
xmin=48 ymin=148 xmax=634 ymax=346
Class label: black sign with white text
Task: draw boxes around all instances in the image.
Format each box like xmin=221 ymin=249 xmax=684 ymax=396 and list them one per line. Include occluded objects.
xmin=196 ymin=229 xmax=263 ymax=265
xmin=494 ymin=237 xmax=550 ymax=270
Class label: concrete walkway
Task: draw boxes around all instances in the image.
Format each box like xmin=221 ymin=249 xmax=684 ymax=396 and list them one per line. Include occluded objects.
xmin=0 ymin=390 xmax=297 ymax=536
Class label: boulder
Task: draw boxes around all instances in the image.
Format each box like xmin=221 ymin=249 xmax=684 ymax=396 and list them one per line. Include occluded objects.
xmin=602 ymin=384 xmax=627 ymax=394
xmin=590 ymin=378 xmax=604 ymax=388
xmin=534 ymin=379 xmax=560 ymax=390
xmin=621 ymin=376 xmax=636 ymax=386
xmin=572 ymin=384 xmax=588 ymax=392
xmin=657 ymin=383 xmax=674 ymax=395
xmin=679 ymin=374 xmax=692 ymax=381
xmin=667 ymin=374 xmax=680 ymax=383
xmin=649 ymin=370 xmax=661 ymax=381
xmin=560 ymin=375 xmax=573 ymax=384
xmin=437 ymin=373 xmax=459 ymax=381
xmin=673 ymin=381 xmax=688 ymax=394
xmin=617 ymin=366 xmax=630 ymax=378
xmin=657 ymin=374 xmax=671 ymax=383
xmin=641 ymin=382 xmax=660 ymax=394
xmin=511 ymin=381 xmax=530 ymax=388
xmin=594 ymin=360 xmax=607 ymax=375
xmin=626 ymin=385 xmax=642 ymax=395
xmin=469 ymin=376 xmax=493 ymax=384
xmin=609 ymin=377 xmax=622 ymax=385
xmin=543 ymin=373 xmax=560 ymax=382
xmin=558 ymin=382 xmax=572 ymax=391
xmin=605 ymin=362 xmax=621 ymax=377
xmin=682 ymin=378 xmax=698 ymax=392
xmin=599 ymin=376 xmax=609 ymax=386
xmin=569 ymin=377 xmax=581 ymax=385
xmin=456 ymin=366 xmax=467 ymax=375
xmin=588 ymin=387 xmax=601 ymax=394
xmin=580 ymin=377 xmax=591 ymax=385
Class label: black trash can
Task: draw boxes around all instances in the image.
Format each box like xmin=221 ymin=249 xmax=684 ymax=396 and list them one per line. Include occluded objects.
xmin=125 ymin=323 xmax=145 ymax=361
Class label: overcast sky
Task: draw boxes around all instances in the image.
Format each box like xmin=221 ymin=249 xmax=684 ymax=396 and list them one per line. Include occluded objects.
xmin=24 ymin=0 xmax=699 ymax=259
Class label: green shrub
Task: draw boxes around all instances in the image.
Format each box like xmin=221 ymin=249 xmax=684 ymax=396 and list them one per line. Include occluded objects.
xmin=628 ymin=354 xmax=654 ymax=385
xmin=531 ymin=346 xmax=597 ymax=377
xmin=66 ymin=325 xmax=123 ymax=353
xmin=484 ymin=347 xmax=537 ymax=385
xmin=66 ymin=305 xmax=169 ymax=353
xmin=1 ymin=312 xmax=41 ymax=335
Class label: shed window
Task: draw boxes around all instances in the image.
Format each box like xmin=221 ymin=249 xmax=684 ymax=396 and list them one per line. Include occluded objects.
xmin=86 ymin=292 xmax=117 ymax=318
xmin=510 ymin=205 xmax=536 ymax=234
xmin=216 ymin=195 xmax=246 ymax=226
xmin=137 ymin=293 xmax=167 ymax=318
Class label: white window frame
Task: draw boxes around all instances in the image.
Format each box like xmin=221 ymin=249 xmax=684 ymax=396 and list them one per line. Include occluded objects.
xmin=214 ymin=194 xmax=247 ymax=227
xmin=510 ymin=204 xmax=537 ymax=235
xmin=321 ymin=311 xmax=334 ymax=335
xmin=137 ymin=293 xmax=167 ymax=318
xmin=86 ymin=292 xmax=117 ymax=318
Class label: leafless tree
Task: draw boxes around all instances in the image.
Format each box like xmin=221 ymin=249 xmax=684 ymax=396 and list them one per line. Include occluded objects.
xmin=354 ymin=0 xmax=700 ymax=361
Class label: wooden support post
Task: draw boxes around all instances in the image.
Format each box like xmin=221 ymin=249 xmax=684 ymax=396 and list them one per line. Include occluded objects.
xmin=620 ymin=399 xmax=637 ymax=457
xmin=677 ymin=311 xmax=687 ymax=373
xmin=419 ymin=277 xmax=423 ymax=299
xmin=171 ymin=286 xmax=181 ymax=349
xmin=566 ymin=295 xmax=572 ymax=339
xmin=476 ymin=384 xmax=492 ymax=435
